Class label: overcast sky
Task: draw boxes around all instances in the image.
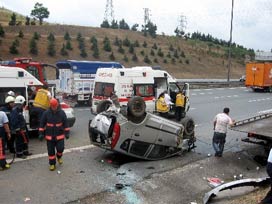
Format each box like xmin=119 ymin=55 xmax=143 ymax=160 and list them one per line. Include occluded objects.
xmin=1 ymin=0 xmax=271 ymax=51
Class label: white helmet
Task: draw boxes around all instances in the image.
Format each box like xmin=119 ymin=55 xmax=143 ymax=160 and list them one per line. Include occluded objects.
xmin=7 ymin=91 xmax=15 ymax=97
xmin=5 ymin=96 xmax=15 ymax=104
xmin=15 ymin=95 xmax=26 ymax=104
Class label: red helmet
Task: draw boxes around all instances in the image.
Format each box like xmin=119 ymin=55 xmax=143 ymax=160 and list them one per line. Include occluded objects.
xmin=50 ymin=98 xmax=59 ymax=109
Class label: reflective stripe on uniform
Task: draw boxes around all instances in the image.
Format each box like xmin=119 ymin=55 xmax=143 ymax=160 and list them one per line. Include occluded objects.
xmin=56 ymin=123 xmax=63 ymax=127
xmin=45 ymin=135 xmax=52 ymax=140
xmin=0 ymin=138 xmax=5 ymax=160
xmin=49 ymin=155 xmax=55 ymax=160
xmin=46 ymin=123 xmax=54 ymax=127
xmin=56 ymin=135 xmax=65 ymax=140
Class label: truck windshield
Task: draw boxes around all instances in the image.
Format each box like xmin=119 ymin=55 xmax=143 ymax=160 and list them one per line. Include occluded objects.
xmin=94 ymin=82 xmax=114 ymax=97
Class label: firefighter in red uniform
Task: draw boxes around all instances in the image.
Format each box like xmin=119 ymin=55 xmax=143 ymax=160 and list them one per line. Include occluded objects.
xmin=38 ymin=98 xmax=70 ymax=171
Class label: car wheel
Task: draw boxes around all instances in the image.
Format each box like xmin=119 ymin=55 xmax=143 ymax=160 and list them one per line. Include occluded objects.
xmin=96 ymin=100 xmax=112 ymax=114
xmin=180 ymin=116 xmax=195 ymax=137
xmin=127 ymin=96 xmax=146 ymax=118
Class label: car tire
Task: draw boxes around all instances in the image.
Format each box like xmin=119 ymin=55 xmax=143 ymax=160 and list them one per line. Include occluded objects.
xmin=180 ymin=116 xmax=195 ymax=137
xmin=127 ymin=96 xmax=146 ymax=118
xmin=96 ymin=100 xmax=112 ymax=114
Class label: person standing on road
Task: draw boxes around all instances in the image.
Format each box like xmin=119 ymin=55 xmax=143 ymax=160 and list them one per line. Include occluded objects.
xmin=10 ymin=95 xmax=32 ymax=159
xmin=175 ymin=90 xmax=186 ymax=121
xmin=0 ymin=111 xmax=11 ymax=170
xmin=260 ymin=148 xmax=272 ymax=204
xmin=1 ymin=96 xmax=16 ymax=153
xmin=212 ymin=107 xmax=234 ymax=157
xmin=38 ymin=98 xmax=70 ymax=171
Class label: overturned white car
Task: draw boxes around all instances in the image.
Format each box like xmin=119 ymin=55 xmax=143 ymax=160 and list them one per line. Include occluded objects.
xmin=88 ymin=97 xmax=195 ymax=160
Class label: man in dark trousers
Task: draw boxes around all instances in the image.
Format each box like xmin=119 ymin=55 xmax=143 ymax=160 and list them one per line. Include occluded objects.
xmin=39 ymin=98 xmax=70 ymax=171
xmin=10 ymin=95 xmax=32 ymax=159
xmin=212 ymin=107 xmax=234 ymax=157
xmin=2 ymin=96 xmax=16 ymax=153
xmin=0 ymin=111 xmax=11 ymax=170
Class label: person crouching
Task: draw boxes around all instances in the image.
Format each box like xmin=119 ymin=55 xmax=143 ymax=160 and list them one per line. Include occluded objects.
xmin=38 ymin=98 xmax=70 ymax=171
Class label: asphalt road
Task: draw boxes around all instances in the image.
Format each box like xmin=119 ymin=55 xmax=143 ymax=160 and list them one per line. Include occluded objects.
xmin=1 ymin=86 xmax=271 ymax=204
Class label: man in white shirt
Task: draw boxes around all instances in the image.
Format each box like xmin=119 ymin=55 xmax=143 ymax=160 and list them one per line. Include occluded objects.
xmin=260 ymin=148 xmax=272 ymax=204
xmin=212 ymin=107 xmax=234 ymax=157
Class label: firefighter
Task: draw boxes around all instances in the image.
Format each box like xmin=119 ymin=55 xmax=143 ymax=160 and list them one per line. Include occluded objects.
xmin=39 ymin=98 xmax=70 ymax=171
xmin=10 ymin=95 xmax=32 ymax=159
xmin=0 ymin=111 xmax=11 ymax=170
xmin=33 ymin=84 xmax=51 ymax=121
xmin=156 ymin=92 xmax=169 ymax=118
xmin=1 ymin=96 xmax=16 ymax=153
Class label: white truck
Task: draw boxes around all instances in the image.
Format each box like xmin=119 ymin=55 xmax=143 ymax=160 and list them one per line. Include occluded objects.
xmin=55 ymin=60 xmax=123 ymax=105
xmin=0 ymin=66 xmax=76 ymax=131
xmin=91 ymin=66 xmax=190 ymax=115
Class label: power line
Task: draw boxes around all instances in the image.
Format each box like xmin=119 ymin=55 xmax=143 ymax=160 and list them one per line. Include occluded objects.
xmin=104 ymin=0 xmax=114 ymax=22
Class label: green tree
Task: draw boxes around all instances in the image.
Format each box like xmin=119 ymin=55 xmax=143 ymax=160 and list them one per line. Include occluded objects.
xmin=90 ymin=36 xmax=97 ymax=44
xmin=174 ymin=49 xmax=179 ymax=58
xmin=150 ymin=49 xmax=155 ymax=56
xmin=100 ymin=20 xmax=110 ymax=28
xmin=144 ymin=55 xmax=151 ymax=64
xmin=9 ymin=40 xmax=19 ymax=54
xmin=25 ymin=16 xmax=30 ymax=25
xmin=31 ymin=2 xmax=50 ymax=25
xmin=60 ymin=44 xmax=68 ymax=56
xmin=111 ymin=20 xmax=118 ymax=29
xmin=76 ymin=32 xmax=82 ymax=41
xmin=122 ymin=37 xmax=130 ymax=47
xmin=47 ymin=33 xmax=55 ymax=41
xmin=33 ymin=32 xmax=40 ymax=40
xmin=0 ymin=24 xmax=5 ymax=37
xmin=92 ymin=46 xmax=99 ymax=59
xmin=18 ymin=30 xmax=24 ymax=38
xmin=129 ymin=44 xmax=134 ymax=54
xmin=133 ymin=40 xmax=140 ymax=47
xmin=109 ymin=52 xmax=115 ymax=61
xmin=29 ymin=37 xmax=38 ymax=55
xmin=132 ymin=53 xmax=138 ymax=62
xmin=157 ymin=48 xmax=164 ymax=57
xmin=123 ymin=54 xmax=129 ymax=62
xmin=119 ymin=19 xmax=130 ymax=30
xmin=64 ymin=32 xmax=71 ymax=40
xmin=114 ymin=37 xmax=121 ymax=46
xmin=142 ymin=21 xmax=157 ymax=38
xmin=47 ymin=40 xmax=56 ymax=56
xmin=143 ymin=41 xmax=147 ymax=48
xmin=118 ymin=44 xmax=125 ymax=54
xmin=80 ymin=49 xmax=87 ymax=58
xmin=154 ymin=58 xmax=158 ymax=63
xmin=131 ymin=24 xmax=139 ymax=31
xmin=152 ymin=43 xmax=158 ymax=49
xmin=65 ymin=40 xmax=73 ymax=50
xmin=140 ymin=50 xmax=145 ymax=56
xmin=9 ymin=13 xmax=17 ymax=26
xmin=103 ymin=37 xmax=112 ymax=52
xmin=169 ymin=44 xmax=174 ymax=51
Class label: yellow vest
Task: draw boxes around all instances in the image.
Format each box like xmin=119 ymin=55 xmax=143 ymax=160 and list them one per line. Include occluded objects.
xmin=175 ymin=93 xmax=185 ymax=107
xmin=156 ymin=97 xmax=169 ymax=113
xmin=33 ymin=89 xmax=50 ymax=110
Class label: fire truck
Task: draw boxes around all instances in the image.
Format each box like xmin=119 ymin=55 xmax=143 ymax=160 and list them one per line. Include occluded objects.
xmin=0 ymin=57 xmax=57 ymax=85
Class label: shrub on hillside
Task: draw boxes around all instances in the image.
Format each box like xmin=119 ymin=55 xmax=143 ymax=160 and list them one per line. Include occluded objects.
xmin=109 ymin=52 xmax=115 ymax=61
xmin=18 ymin=30 xmax=24 ymax=38
xmin=60 ymin=44 xmax=68 ymax=56
xmin=9 ymin=40 xmax=19 ymax=54
xmin=0 ymin=24 xmax=5 ymax=37
xmin=29 ymin=37 xmax=38 ymax=55
xmin=103 ymin=37 xmax=112 ymax=52
xmin=132 ymin=53 xmax=138 ymax=62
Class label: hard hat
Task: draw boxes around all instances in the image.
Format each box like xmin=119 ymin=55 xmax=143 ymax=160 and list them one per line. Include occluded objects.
xmin=50 ymin=98 xmax=59 ymax=109
xmin=5 ymin=96 xmax=15 ymax=104
xmin=7 ymin=91 xmax=15 ymax=97
xmin=15 ymin=95 xmax=26 ymax=104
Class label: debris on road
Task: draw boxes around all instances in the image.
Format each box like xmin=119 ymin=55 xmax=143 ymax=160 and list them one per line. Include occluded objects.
xmin=207 ymin=177 xmax=224 ymax=188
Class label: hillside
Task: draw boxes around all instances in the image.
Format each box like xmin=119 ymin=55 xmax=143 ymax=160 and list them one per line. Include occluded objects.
xmin=0 ymin=7 xmax=248 ymax=79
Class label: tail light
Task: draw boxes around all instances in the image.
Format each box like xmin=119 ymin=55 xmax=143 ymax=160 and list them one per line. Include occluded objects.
xmin=60 ymin=103 xmax=70 ymax=109
xmin=111 ymin=122 xmax=120 ymax=149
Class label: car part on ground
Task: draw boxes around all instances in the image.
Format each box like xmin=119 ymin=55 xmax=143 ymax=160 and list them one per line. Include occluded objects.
xmin=203 ymin=177 xmax=270 ymax=204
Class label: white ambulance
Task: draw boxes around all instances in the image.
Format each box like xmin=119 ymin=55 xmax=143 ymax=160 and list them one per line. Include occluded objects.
xmin=0 ymin=66 xmax=76 ymax=130
xmin=91 ymin=66 xmax=189 ymax=114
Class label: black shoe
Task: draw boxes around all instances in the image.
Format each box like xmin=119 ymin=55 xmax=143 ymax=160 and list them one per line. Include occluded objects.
xmin=24 ymin=152 xmax=32 ymax=156
xmin=9 ymin=149 xmax=16 ymax=154
xmin=17 ymin=154 xmax=27 ymax=159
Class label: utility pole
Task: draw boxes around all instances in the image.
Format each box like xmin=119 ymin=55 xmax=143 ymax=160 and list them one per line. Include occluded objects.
xmin=104 ymin=0 xmax=114 ymax=23
xmin=227 ymin=0 xmax=234 ymax=83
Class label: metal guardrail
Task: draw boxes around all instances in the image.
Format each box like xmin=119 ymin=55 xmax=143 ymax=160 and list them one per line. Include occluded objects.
xmin=176 ymin=79 xmax=244 ymax=89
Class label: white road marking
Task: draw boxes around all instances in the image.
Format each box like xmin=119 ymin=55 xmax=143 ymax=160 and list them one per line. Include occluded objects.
xmin=9 ymin=144 xmax=95 ymax=163
xmin=258 ymin=109 xmax=272 ymax=114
